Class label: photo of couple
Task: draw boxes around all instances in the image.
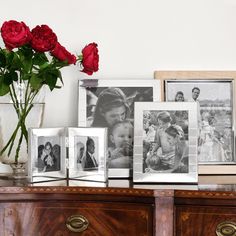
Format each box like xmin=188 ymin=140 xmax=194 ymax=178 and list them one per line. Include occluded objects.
xmin=37 ymin=138 xmax=61 ymax=173
xmin=85 ymin=86 xmax=154 ymax=169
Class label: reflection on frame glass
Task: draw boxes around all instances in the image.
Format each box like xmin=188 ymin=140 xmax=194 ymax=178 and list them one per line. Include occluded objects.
xmin=68 ymin=127 xmax=107 ymax=182
xmin=78 ymin=79 xmax=161 ymax=178
xmin=133 ymin=102 xmax=198 ymax=183
xmin=28 ymin=128 xmax=67 ymax=182
xmin=155 ymin=71 xmax=236 ymax=174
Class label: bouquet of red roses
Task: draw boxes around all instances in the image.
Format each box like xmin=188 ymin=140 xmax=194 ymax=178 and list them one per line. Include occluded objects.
xmin=0 ymin=20 xmax=99 ymax=163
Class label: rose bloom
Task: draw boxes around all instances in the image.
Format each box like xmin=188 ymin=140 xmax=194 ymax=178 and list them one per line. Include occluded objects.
xmin=1 ymin=20 xmax=32 ymax=50
xmin=31 ymin=25 xmax=57 ymax=52
xmin=81 ymin=43 xmax=99 ymax=75
xmin=51 ymin=42 xmax=76 ymax=65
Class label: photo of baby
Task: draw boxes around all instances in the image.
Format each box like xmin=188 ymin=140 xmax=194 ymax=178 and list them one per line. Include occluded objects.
xmin=85 ymin=86 xmax=154 ymax=169
xmin=108 ymin=120 xmax=133 ymax=169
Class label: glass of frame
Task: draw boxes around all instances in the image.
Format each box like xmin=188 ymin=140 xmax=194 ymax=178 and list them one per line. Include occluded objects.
xmin=28 ymin=128 xmax=67 ymax=182
xmin=155 ymin=71 xmax=236 ymax=174
xmin=28 ymin=127 xmax=107 ymax=183
xmin=68 ymin=127 xmax=107 ymax=182
xmin=78 ymin=79 xmax=161 ymax=178
xmin=133 ymin=102 xmax=198 ymax=183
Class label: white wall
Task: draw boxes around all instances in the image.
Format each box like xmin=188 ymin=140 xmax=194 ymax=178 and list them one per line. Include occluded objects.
xmin=1 ymin=0 xmax=236 ymax=172
xmin=1 ymin=0 xmax=236 ymax=127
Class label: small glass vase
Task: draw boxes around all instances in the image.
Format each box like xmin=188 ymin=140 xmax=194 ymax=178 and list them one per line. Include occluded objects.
xmin=0 ymin=81 xmax=45 ymax=179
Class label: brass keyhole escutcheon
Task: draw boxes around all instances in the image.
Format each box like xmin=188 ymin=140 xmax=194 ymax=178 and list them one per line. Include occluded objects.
xmin=216 ymin=221 xmax=236 ymax=236
xmin=66 ymin=215 xmax=89 ymax=233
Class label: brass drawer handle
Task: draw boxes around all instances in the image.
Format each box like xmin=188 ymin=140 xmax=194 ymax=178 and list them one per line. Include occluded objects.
xmin=216 ymin=221 xmax=236 ymax=236
xmin=66 ymin=215 xmax=89 ymax=233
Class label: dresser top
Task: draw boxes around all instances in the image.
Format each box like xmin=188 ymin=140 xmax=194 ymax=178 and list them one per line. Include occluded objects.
xmin=0 ymin=175 xmax=236 ymax=199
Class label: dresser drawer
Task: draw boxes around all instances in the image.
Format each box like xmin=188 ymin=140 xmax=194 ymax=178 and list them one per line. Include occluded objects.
xmin=0 ymin=201 xmax=153 ymax=236
xmin=175 ymin=205 xmax=236 ymax=236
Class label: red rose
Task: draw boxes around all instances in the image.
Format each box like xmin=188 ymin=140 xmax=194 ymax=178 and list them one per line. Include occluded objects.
xmin=81 ymin=43 xmax=99 ymax=75
xmin=0 ymin=20 xmax=32 ymax=50
xmin=51 ymin=42 xmax=77 ymax=65
xmin=31 ymin=25 xmax=57 ymax=52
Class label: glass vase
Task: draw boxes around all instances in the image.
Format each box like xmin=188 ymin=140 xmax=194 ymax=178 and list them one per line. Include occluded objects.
xmin=0 ymin=81 xmax=45 ymax=179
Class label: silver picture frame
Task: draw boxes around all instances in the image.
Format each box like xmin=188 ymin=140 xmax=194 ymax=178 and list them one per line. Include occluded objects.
xmin=155 ymin=71 xmax=236 ymax=174
xmin=68 ymin=127 xmax=108 ymax=182
xmin=28 ymin=127 xmax=67 ymax=182
xmin=29 ymin=127 xmax=108 ymax=183
xmin=133 ymin=102 xmax=198 ymax=183
xmin=78 ymin=79 xmax=161 ymax=178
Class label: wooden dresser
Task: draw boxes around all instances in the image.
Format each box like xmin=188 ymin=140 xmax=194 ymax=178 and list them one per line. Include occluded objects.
xmin=0 ymin=178 xmax=236 ymax=236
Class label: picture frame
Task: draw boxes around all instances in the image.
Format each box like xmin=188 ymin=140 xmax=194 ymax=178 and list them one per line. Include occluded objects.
xmin=68 ymin=127 xmax=108 ymax=182
xmin=133 ymin=102 xmax=198 ymax=183
xmin=78 ymin=79 xmax=161 ymax=178
xmin=28 ymin=127 xmax=107 ymax=183
xmin=155 ymin=71 xmax=236 ymax=174
xmin=28 ymin=127 xmax=67 ymax=182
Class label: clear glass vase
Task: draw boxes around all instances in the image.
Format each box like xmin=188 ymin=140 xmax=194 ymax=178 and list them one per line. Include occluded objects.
xmin=0 ymin=81 xmax=45 ymax=179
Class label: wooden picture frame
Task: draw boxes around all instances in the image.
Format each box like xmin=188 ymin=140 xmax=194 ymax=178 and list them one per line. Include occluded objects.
xmin=155 ymin=71 xmax=236 ymax=174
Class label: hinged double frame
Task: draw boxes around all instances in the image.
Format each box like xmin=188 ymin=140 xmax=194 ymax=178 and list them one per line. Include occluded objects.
xmin=28 ymin=127 xmax=107 ymax=183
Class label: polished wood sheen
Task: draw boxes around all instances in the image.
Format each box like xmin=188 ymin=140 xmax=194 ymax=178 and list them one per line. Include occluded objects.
xmin=1 ymin=178 xmax=236 ymax=236
xmin=0 ymin=184 xmax=158 ymax=236
xmin=175 ymin=189 xmax=236 ymax=236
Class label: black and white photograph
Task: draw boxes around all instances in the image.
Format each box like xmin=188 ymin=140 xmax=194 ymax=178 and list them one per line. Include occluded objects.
xmin=74 ymin=135 xmax=99 ymax=171
xmin=78 ymin=80 xmax=160 ymax=177
xmin=165 ymin=80 xmax=233 ymax=164
xmin=155 ymin=71 xmax=236 ymax=175
xmin=143 ymin=110 xmax=189 ymax=174
xmin=133 ymin=102 xmax=198 ymax=183
xmin=28 ymin=127 xmax=67 ymax=182
xmin=37 ymin=136 xmax=61 ymax=172
xmin=68 ymin=127 xmax=108 ymax=182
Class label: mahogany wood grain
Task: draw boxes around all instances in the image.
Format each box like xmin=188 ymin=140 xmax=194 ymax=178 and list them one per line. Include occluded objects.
xmin=1 ymin=181 xmax=236 ymax=236
xmin=175 ymin=206 xmax=236 ymax=236
xmin=0 ymin=201 xmax=153 ymax=236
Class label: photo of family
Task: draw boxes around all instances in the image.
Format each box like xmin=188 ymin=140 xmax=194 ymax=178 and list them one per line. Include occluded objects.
xmin=165 ymin=80 xmax=233 ymax=164
xmin=74 ymin=135 xmax=99 ymax=171
xmin=84 ymin=86 xmax=154 ymax=169
xmin=37 ymin=136 xmax=61 ymax=173
xmin=143 ymin=110 xmax=189 ymax=174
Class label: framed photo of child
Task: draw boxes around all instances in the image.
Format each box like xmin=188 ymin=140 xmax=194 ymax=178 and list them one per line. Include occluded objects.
xmin=133 ymin=102 xmax=198 ymax=183
xmin=155 ymin=71 xmax=236 ymax=175
xmin=78 ymin=79 xmax=161 ymax=178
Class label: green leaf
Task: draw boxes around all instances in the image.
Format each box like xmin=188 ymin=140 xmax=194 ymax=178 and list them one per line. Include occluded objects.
xmin=57 ymin=70 xmax=64 ymax=85
xmin=39 ymin=62 xmax=50 ymax=70
xmin=0 ymin=50 xmax=6 ymax=68
xmin=0 ymin=75 xmax=10 ymax=96
xmin=9 ymin=71 xmax=18 ymax=82
xmin=3 ymin=72 xmax=14 ymax=85
xmin=6 ymin=51 xmax=22 ymax=71
xmin=17 ymin=46 xmax=33 ymax=73
xmin=44 ymin=72 xmax=58 ymax=91
xmin=33 ymin=52 xmax=48 ymax=66
xmin=2 ymin=71 xmax=18 ymax=85
xmin=21 ymin=74 xmax=31 ymax=81
xmin=29 ymin=74 xmax=42 ymax=90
